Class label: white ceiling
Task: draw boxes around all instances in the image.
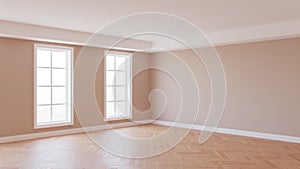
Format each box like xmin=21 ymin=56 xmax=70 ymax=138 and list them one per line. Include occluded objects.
xmin=0 ymin=0 xmax=300 ymax=50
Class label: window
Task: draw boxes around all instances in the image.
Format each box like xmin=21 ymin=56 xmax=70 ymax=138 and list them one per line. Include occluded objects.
xmin=34 ymin=44 xmax=73 ymax=128
xmin=105 ymin=51 xmax=132 ymax=120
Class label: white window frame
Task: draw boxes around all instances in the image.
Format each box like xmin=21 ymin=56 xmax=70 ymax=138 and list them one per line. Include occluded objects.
xmin=104 ymin=51 xmax=132 ymax=121
xmin=34 ymin=44 xmax=74 ymax=129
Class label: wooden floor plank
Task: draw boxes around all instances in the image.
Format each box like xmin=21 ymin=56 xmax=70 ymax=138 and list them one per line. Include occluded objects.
xmin=0 ymin=124 xmax=299 ymax=169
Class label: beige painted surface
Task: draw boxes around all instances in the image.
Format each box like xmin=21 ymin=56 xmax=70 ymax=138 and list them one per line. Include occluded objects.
xmin=150 ymin=38 xmax=300 ymax=137
xmin=1 ymin=36 xmax=300 ymax=138
xmin=0 ymin=37 xmax=151 ymax=137
xmin=217 ymin=38 xmax=300 ymax=136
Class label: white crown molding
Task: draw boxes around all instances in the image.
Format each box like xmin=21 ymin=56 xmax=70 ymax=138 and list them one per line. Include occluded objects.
xmin=1 ymin=19 xmax=300 ymax=53
xmin=209 ymin=20 xmax=300 ymax=46
xmin=0 ymin=120 xmax=150 ymax=144
xmin=150 ymin=20 xmax=300 ymax=52
xmin=0 ymin=20 xmax=151 ymax=51
xmin=152 ymin=120 xmax=300 ymax=144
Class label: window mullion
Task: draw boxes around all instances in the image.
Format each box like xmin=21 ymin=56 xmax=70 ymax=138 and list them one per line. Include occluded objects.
xmin=35 ymin=44 xmax=74 ymax=128
xmin=105 ymin=53 xmax=131 ymax=120
xmin=125 ymin=56 xmax=127 ymax=115
xmin=65 ymin=53 xmax=69 ymax=121
xmin=114 ymin=56 xmax=117 ymax=116
xmin=50 ymin=51 xmax=53 ymax=122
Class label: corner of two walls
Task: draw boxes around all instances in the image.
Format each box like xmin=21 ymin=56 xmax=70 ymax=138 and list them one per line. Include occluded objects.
xmin=0 ymin=37 xmax=152 ymax=137
xmin=147 ymin=50 xmax=211 ymax=124
xmin=76 ymin=48 xmax=153 ymax=125
xmin=1 ymin=36 xmax=300 ymax=138
xmin=148 ymin=38 xmax=300 ymax=138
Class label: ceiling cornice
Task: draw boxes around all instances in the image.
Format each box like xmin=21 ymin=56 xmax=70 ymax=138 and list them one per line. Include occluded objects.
xmin=149 ymin=20 xmax=300 ymax=52
xmin=0 ymin=20 xmax=152 ymax=52
xmin=0 ymin=19 xmax=299 ymax=53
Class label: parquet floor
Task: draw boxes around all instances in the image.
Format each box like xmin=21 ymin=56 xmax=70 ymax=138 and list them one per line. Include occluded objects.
xmin=0 ymin=124 xmax=300 ymax=169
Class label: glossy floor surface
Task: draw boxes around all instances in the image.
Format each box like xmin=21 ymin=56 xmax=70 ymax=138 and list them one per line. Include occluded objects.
xmin=0 ymin=124 xmax=300 ymax=169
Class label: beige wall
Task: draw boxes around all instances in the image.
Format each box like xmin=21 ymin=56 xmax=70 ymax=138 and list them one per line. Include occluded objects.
xmin=150 ymin=37 xmax=300 ymax=137
xmin=0 ymin=37 xmax=151 ymax=137
xmin=1 ymin=36 xmax=299 ymax=138
xmin=218 ymin=38 xmax=300 ymax=136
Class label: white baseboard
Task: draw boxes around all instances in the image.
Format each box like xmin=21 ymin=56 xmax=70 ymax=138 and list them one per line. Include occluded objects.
xmin=152 ymin=120 xmax=300 ymax=144
xmin=2 ymin=120 xmax=299 ymax=144
xmin=0 ymin=120 xmax=149 ymax=144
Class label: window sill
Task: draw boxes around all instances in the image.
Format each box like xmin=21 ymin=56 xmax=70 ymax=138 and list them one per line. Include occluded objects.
xmin=104 ymin=116 xmax=132 ymax=122
xmin=34 ymin=121 xmax=74 ymax=129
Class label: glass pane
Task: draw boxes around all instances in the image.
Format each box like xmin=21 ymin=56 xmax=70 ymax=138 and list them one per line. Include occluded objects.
xmin=106 ymin=87 xmax=115 ymax=101
xmin=37 ymin=87 xmax=51 ymax=104
xmin=37 ymin=68 xmax=51 ymax=86
xmin=37 ymin=50 xmax=51 ymax=67
xmin=106 ymin=55 xmax=115 ymax=70
xmin=116 ymin=71 xmax=126 ymax=85
xmin=125 ymin=101 xmax=131 ymax=115
xmin=52 ymin=51 xmax=67 ymax=68
xmin=52 ymin=105 xmax=67 ymax=122
xmin=106 ymin=102 xmax=115 ymax=118
xmin=106 ymin=71 xmax=116 ymax=85
xmin=37 ymin=105 xmax=51 ymax=123
xmin=52 ymin=69 xmax=66 ymax=85
xmin=116 ymin=56 xmax=126 ymax=70
xmin=52 ymin=87 xmax=66 ymax=104
xmin=116 ymin=102 xmax=126 ymax=116
xmin=116 ymin=87 xmax=126 ymax=101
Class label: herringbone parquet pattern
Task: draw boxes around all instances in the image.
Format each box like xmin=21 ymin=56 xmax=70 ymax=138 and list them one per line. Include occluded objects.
xmin=0 ymin=124 xmax=299 ymax=169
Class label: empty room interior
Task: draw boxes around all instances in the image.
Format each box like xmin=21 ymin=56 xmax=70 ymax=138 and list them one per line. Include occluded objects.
xmin=0 ymin=0 xmax=300 ymax=168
